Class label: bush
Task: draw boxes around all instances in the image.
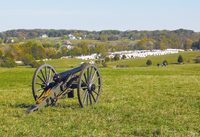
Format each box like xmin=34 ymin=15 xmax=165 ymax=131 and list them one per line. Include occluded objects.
xmin=122 ymin=55 xmax=126 ymax=59
xmin=1 ymin=57 xmax=18 ymax=68
xmin=30 ymin=60 xmax=39 ymax=68
xmin=163 ymin=60 xmax=168 ymax=65
xmin=105 ymin=57 xmax=110 ymax=62
xmin=114 ymin=54 xmax=119 ymax=61
xmin=102 ymin=62 xmax=107 ymax=67
xmin=195 ymin=59 xmax=200 ymax=63
xmin=146 ymin=59 xmax=152 ymax=66
xmin=30 ymin=59 xmax=45 ymax=68
xmin=178 ymin=55 xmax=183 ymax=64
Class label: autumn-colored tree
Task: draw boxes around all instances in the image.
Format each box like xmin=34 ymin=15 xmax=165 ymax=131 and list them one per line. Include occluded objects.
xmin=77 ymin=41 xmax=89 ymax=55
xmin=100 ymin=35 xmax=108 ymax=42
xmin=61 ymin=48 xmax=68 ymax=56
xmin=0 ymin=38 xmax=3 ymax=44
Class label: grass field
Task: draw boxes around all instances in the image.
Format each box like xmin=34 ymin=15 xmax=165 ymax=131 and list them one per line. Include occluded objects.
xmin=0 ymin=52 xmax=200 ymax=136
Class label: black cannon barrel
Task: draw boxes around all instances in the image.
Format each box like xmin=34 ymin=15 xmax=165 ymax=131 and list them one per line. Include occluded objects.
xmin=53 ymin=65 xmax=84 ymax=83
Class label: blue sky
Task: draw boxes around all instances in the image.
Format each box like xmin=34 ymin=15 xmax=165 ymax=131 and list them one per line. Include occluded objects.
xmin=0 ymin=0 xmax=199 ymax=32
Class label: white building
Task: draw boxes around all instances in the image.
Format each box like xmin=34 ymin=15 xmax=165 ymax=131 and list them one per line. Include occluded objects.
xmin=40 ymin=34 xmax=48 ymax=38
xmin=68 ymin=34 xmax=76 ymax=40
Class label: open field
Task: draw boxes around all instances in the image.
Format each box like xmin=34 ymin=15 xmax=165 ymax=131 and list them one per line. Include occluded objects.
xmin=0 ymin=53 xmax=200 ymax=136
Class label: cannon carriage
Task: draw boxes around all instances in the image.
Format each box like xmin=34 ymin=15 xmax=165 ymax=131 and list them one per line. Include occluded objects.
xmin=25 ymin=63 xmax=102 ymax=113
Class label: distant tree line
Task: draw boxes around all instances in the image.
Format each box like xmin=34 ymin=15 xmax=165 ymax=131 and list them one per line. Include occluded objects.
xmin=1 ymin=28 xmax=200 ymax=68
xmin=0 ymin=29 xmax=200 ymax=50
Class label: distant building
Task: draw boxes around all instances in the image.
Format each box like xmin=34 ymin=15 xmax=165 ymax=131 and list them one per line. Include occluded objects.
xmin=186 ymin=49 xmax=193 ymax=51
xmin=62 ymin=40 xmax=73 ymax=50
xmin=40 ymin=34 xmax=48 ymax=38
xmin=62 ymin=45 xmax=74 ymax=50
xmin=77 ymin=37 xmax=82 ymax=40
xmin=10 ymin=39 xmax=14 ymax=43
xmin=22 ymin=37 xmax=26 ymax=40
xmin=70 ymin=35 xmax=76 ymax=40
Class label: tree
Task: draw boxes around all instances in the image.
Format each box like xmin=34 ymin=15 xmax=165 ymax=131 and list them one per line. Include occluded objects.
xmin=61 ymin=48 xmax=68 ymax=56
xmin=163 ymin=60 xmax=168 ymax=65
xmin=122 ymin=55 xmax=126 ymax=59
xmin=177 ymin=55 xmax=183 ymax=64
xmin=22 ymin=54 xmax=35 ymax=65
xmin=54 ymin=42 xmax=62 ymax=50
xmin=183 ymin=39 xmax=193 ymax=49
xmin=114 ymin=54 xmax=119 ymax=61
xmin=72 ymin=46 xmax=82 ymax=56
xmin=146 ymin=59 xmax=152 ymax=66
xmin=56 ymin=51 xmax=62 ymax=59
xmin=1 ymin=57 xmax=18 ymax=68
xmin=105 ymin=57 xmax=110 ymax=62
xmin=100 ymin=35 xmax=108 ymax=42
xmin=62 ymin=35 xmax=66 ymax=39
xmin=0 ymin=50 xmax=3 ymax=58
xmin=77 ymin=41 xmax=89 ymax=55
xmin=0 ymin=38 xmax=3 ymax=44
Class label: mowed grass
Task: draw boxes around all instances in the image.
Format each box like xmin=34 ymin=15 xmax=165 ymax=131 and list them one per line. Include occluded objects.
xmin=0 ymin=57 xmax=200 ymax=136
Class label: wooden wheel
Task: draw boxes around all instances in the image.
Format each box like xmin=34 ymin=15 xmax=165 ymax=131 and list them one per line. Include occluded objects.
xmin=77 ymin=64 xmax=102 ymax=107
xmin=32 ymin=63 xmax=57 ymax=101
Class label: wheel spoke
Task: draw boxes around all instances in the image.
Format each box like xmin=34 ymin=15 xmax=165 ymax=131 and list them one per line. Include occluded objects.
xmin=81 ymin=80 xmax=88 ymax=86
xmin=91 ymin=70 xmax=97 ymax=82
xmin=40 ymin=69 xmax=46 ymax=82
xmin=50 ymin=73 xmax=55 ymax=82
xmin=37 ymin=75 xmax=45 ymax=83
xmin=81 ymin=89 xmax=88 ymax=97
xmin=90 ymin=92 xmax=96 ymax=102
xmin=48 ymin=68 xmax=51 ymax=82
xmin=81 ymin=86 xmax=87 ymax=89
xmin=89 ymin=67 xmax=93 ymax=83
xmin=45 ymin=66 xmax=48 ymax=82
xmin=36 ymin=87 xmax=44 ymax=92
xmin=83 ymin=91 xmax=88 ymax=104
xmin=36 ymin=82 xmax=45 ymax=86
xmin=87 ymin=68 xmax=89 ymax=83
xmin=84 ymin=73 xmax=87 ymax=84
xmin=92 ymin=77 xmax=99 ymax=84
xmin=92 ymin=90 xmax=98 ymax=95
xmin=95 ymin=85 xmax=100 ymax=87
xmin=89 ymin=93 xmax=92 ymax=105
xmin=38 ymin=90 xmax=46 ymax=98
xmin=87 ymin=92 xmax=89 ymax=107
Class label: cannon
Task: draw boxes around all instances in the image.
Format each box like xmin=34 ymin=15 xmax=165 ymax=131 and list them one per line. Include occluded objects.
xmin=24 ymin=63 xmax=102 ymax=113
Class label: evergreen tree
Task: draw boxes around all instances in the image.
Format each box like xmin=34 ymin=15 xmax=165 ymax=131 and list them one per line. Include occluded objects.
xmin=177 ymin=55 xmax=183 ymax=64
xmin=146 ymin=59 xmax=152 ymax=65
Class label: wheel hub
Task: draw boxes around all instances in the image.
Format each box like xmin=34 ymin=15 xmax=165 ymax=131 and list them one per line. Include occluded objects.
xmin=89 ymin=84 xmax=96 ymax=91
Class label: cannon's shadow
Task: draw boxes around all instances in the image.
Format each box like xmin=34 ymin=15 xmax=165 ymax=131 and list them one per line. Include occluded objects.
xmin=2 ymin=103 xmax=32 ymax=108
xmin=2 ymin=102 xmax=81 ymax=110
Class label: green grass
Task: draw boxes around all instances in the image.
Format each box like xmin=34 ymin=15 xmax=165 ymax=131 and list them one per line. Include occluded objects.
xmin=0 ymin=54 xmax=200 ymax=136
